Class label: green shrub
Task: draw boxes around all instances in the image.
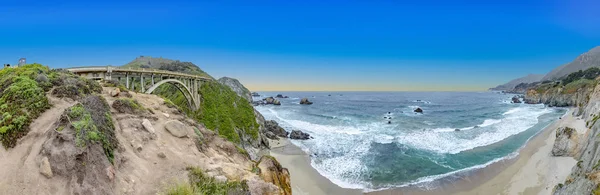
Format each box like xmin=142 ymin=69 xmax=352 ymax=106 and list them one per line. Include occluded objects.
xmin=112 ymin=98 xmax=145 ymax=114
xmin=562 ymin=67 xmax=600 ymax=85
xmin=0 ymin=64 xmax=52 ymax=148
xmin=65 ymin=95 xmax=117 ymax=163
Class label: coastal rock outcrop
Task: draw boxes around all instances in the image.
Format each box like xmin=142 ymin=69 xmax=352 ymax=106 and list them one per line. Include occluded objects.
xmin=524 ymin=85 xmax=594 ymax=107
xmin=265 ymin=120 xmax=288 ymax=138
xmin=256 ymin=156 xmax=292 ymax=195
xmin=511 ymin=96 xmax=522 ymax=103
xmin=258 ymin=97 xmax=281 ymax=106
xmin=551 ymin=127 xmax=579 ymax=157
xmin=289 ymin=130 xmax=311 ymax=140
xmin=300 ymin=98 xmax=313 ymax=105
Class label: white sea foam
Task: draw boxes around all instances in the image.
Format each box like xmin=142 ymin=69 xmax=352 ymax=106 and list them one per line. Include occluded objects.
xmin=255 ymin=102 xmax=558 ymax=191
xmin=398 ymin=106 xmax=551 ymax=154
xmin=432 ymin=119 xmax=502 ymax=132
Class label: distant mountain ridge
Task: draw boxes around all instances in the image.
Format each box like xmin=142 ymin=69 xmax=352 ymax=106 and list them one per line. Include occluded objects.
xmin=490 ymin=74 xmax=544 ymax=91
xmin=122 ymin=56 xmax=213 ymax=78
xmin=542 ymin=46 xmax=600 ymax=81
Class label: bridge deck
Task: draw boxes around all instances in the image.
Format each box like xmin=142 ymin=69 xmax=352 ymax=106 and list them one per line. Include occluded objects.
xmin=66 ymin=66 xmax=212 ymax=80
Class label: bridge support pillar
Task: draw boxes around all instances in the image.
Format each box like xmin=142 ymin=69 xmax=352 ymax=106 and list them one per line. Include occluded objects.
xmin=126 ymin=73 xmax=130 ymax=89
xmin=141 ymin=74 xmax=145 ymax=92
xmin=151 ymin=74 xmax=155 ymax=86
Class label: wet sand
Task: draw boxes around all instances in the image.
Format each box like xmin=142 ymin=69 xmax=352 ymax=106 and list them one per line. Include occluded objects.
xmin=271 ymin=109 xmax=581 ymax=195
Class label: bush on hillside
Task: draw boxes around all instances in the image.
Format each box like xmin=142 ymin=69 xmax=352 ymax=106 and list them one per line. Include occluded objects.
xmin=0 ymin=64 xmax=101 ymax=148
xmin=112 ymin=98 xmax=145 ymax=114
xmin=63 ymin=95 xmax=117 ymax=163
xmin=562 ymin=67 xmax=600 ymax=85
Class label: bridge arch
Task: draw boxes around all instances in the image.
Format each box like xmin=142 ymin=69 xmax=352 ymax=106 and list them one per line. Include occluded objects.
xmin=145 ymin=79 xmax=199 ymax=111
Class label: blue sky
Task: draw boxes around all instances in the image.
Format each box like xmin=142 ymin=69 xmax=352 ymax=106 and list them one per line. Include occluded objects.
xmin=1 ymin=0 xmax=599 ymax=91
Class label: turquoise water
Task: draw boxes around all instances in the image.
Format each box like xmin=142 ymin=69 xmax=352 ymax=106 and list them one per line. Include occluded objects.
xmin=254 ymin=92 xmax=565 ymax=190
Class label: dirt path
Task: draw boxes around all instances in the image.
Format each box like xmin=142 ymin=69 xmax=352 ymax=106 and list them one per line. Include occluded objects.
xmin=0 ymin=96 xmax=75 ymax=195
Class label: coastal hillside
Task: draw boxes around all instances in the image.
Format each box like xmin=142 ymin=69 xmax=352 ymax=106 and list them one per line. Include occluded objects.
xmin=524 ymin=67 xmax=600 ymax=108
xmin=490 ymin=74 xmax=544 ymax=91
xmin=521 ymin=66 xmax=600 ymax=194
xmin=122 ymin=56 xmax=213 ymax=78
xmin=542 ymin=46 xmax=600 ymax=81
xmin=0 ymin=64 xmax=291 ymax=194
xmin=218 ymin=77 xmax=253 ymax=102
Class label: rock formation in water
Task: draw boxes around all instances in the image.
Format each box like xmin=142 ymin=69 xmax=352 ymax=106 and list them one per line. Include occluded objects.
xmin=300 ymin=98 xmax=313 ymax=105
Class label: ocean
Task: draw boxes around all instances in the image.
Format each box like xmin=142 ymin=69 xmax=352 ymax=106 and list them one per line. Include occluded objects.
xmin=254 ymin=91 xmax=565 ymax=191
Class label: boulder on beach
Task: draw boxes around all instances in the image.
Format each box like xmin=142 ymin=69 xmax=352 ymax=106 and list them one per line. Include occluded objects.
xmin=289 ymin=130 xmax=311 ymax=140
xmin=300 ymin=98 xmax=313 ymax=105
xmin=552 ymin=127 xmax=579 ymax=157
xmin=265 ymin=120 xmax=288 ymax=138
xmin=414 ymin=107 xmax=423 ymax=113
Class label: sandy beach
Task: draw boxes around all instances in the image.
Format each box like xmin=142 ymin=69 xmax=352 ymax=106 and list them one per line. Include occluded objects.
xmin=272 ymin=108 xmax=584 ymax=195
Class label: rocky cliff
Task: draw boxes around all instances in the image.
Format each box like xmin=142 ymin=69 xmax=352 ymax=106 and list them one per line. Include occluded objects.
xmin=218 ymin=77 xmax=253 ymax=102
xmin=524 ymin=81 xmax=595 ymax=108
xmin=553 ymin=83 xmax=600 ymax=195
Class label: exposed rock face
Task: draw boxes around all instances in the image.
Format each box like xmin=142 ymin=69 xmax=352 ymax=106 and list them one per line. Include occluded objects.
xmin=551 ymin=127 xmax=579 ymax=156
xmin=551 ymin=81 xmax=600 ymax=195
xmin=524 ymin=84 xmax=594 ymax=107
xmin=300 ymin=98 xmax=313 ymax=105
xmin=257 ymin=156 xmax=291 ymax=195
xmin=164 ymin=120 xmax=189 ymax=138
xmin=265 ymin=120 xmax=288 ymax=138
xmin=218 ymin=77 xmax=252 ymax=102
xmin=414 ymin=107 xmax=423 ymax=113
xmin=273 ymin=99 xmax=281 ymax=105
xmin=289 ymin=130 xmax=311 ymax=140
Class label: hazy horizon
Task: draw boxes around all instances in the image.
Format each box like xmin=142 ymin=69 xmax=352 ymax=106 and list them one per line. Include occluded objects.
xmin=1 ymin=1 xmax=599 ymax=91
